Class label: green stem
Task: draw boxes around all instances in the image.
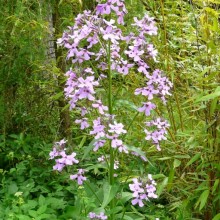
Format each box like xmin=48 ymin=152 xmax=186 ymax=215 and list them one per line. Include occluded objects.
xmin=107 ymin=39 xmax=115 ymax=219
xmin=122 ymin=111 xmax=139 ymax=140
xmin=84 ymin=181 xmax=102 ymax=205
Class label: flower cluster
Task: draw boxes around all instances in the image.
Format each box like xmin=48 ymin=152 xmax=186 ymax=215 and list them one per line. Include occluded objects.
xmin=144 ymin=118 xmax=170 ymax=151
xmin=70 ymin=169 xmax=87 ymax=185
xmin=64 ymin=68 xmax=100 ymax=111
xmin=96 ymin=0 xmax=127 ymax=25
xmin=57 ymin=1 xmax=172 ymax=151
xmin=51 ymin=0 xmax=172 ymax=210
xmin=135 ymin=69 xmax=172 ymax=150
xmin=49 ymin=139 xmax=79 ymax=172
xmin=129 ymin=174 xmax=157 ymax=207
xmin=49 ymin=140 xmax=86 ymax=185
xmin=88 ymin=212 xmax=107 ymax=220
xmin=90 ymin=116 xmax=128 ymax=153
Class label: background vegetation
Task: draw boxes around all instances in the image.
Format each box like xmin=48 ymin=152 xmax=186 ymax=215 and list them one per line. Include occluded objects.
xmin=0 ymin=0 xmax=219 ymax=219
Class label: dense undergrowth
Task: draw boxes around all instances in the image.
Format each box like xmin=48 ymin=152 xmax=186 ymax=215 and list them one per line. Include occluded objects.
xmin=0 ymin=0 xmax=219 ymax=219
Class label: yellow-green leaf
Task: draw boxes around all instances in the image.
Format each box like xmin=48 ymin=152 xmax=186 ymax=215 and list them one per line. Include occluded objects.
xmin=195 ymin=87 xmax=220 ymax=103
xmin=173 ymin=159 xmax=181 ymax=169
xmin=212 ymin=213 xmax=220 ymax=220
xmin=185 ymin=153 xmax=201 ymax=168
xmin=195 ymin=189 xmax=209 ymax=211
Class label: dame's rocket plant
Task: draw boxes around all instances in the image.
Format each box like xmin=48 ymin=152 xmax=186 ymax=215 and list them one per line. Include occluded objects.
xmin=49 ymin=0 xmax=172 ymax=218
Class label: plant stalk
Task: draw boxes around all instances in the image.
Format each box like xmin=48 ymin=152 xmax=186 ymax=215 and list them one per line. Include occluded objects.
xmin=107 ymin=39 xmax=115 ymax=220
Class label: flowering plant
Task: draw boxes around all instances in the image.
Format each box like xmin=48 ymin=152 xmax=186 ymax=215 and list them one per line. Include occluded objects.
xmin=50 ymin=0 xmax=172 ymax=219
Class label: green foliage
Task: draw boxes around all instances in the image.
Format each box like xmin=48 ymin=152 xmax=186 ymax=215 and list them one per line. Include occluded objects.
xmin=141 ymin=0 xmax=220 ymax=218
xmin=0 ymin=134 xmax=79 ymax=220
xmin=0 ymin=0 xmax=219 ymax=219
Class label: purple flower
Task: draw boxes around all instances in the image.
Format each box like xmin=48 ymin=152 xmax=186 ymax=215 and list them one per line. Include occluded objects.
xmin=72 ymin=49 xmax=94 ymax=63
xmin=90 ymin=118 xmax=106 ymax=139
xmin=56 ymin=139 xmax=67 ymax=146
xmin=135 ymin=85 xmax=158 ymax=100
xmin=131 ymin=194 xmax=145 ymax=207
xmin=114 ymin=160 xmax=119 ymax=169
xmin=108 ymin=122 xmax=127 ymax=134
xmin=80 ymin=107 xmax=88 ymax=116
xmin=103 ymin=30 xmax=120 ymax=45
xmin=70 ymin=169 xmax=87 ymax=185
xmin=49 ymin=147 xmax=59 ymax=159
xmin=88 ymin=212 xmax=96 ymax=219
xmin=77 ymin=87 xmax=95 ymax=101
xmin=147 ymin=44 xmax=158 ymax=61
xmin=95 ymin=0 xmax=127 ymax=25
xmin=106 ymin=133 xmax=123 ymax=148
xmin=88 ymin=212 xmax=107 ymax=219
xmin=78 ymin=76 xmax=99 ymax=91
xmin=132 ymin=15 xmax=158 ymax=36
xmin=117 ymin=60 xmax=134 ymax=75
xmin=92 ymin=100 xmax=108 ymax=114
xmin=125 ymin=46 xmax=144 ymax=62
xmin=87 ymin=34 xmax=99 ymax=48
xmin=151 ymin=130 xmax=167 ymax=143
xmin=75 ymin=118 xmax=90 ymax=130
xmin=129 ymin=176 xmax=157 ymax=207
xmin=98 ymin=212 xmax=108 ymax=220
xmin=93 ymin=139 xmax=106 ymax=151
xmin=138 ymin=102 xmax=156 ymax=116
xmin=118 ymin=144 xmax=128 ymax=153
xmin=57 ymin=151 xmax=79 ymax=165
xmin=96 ymin=4 xmax=107 ymax=15
xmin=147 ymin=118 xmax=170 ymax=130
xmin=137 ymin=60 xmax=150 ymax=77
xmin=84 ymin=67 xmax=95 ymax=75
xmin=98 ymin=155 xmax=105 ymax=162
xmin=53 ymin=162 xmax=65 ymax=172
xmin=129 ymin=178 xmax=144 ymax=197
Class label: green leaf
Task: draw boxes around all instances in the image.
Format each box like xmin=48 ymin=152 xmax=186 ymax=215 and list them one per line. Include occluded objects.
xmin=21 ymin=200 xmax=38 ymax=211
xmin=185 ymin=153 xmax=201 ymax=168
xmin=167 ymin=169 xmax=175 ymax=192
xmin=212 ymin=213 xmax=220 ymax=220
xmin=50 ymin=91 xmax=63 ymax=100
xmin=17 ymin=215 xmax=32 ymax=220
xmin=174 ymin=154 xmax=190 ymax=159
xmin=82 ymin=139 xmax=96 ymax=161
xmin=61 ymin=206 xmax=80 ymax=218
xmin=152 ymin=174 xmax=166 ymax=179
xmin=158 ymin=157 xmax=172 ymax=161
xmin=37 ymin=205 xmax=47 ymax=215
xmin=78 ymin=136 xmax=87 ymax=148
xmin=28 ymin=210 xmax=38 ymax=218
xmin=122 ymin=215 xmax=136 ymax=220
xmin=46 ymin=197 xmax=66 ymax=209
xmin=195 ymin=87 xmax=220 ymax=103
xmin=199 ymin=190 xmax=209 ymax=211
xmin=8 ymin=182 xmax=18 ymax=194
xmin=195 ymin=189 xmax=209 ymax=211
xmin=119 ymin=192 xmax=133 ymax=203
xmin=210 ymin=97 xmax=218 ymax=115
xmin=58 ymin=0 xmax=64 ymax=6
xmin=86 ymin=163 xmax=108 ymax=172
xmin=115 ymin=99 xmax=137 ymax=111
xmin=173 ymin=159 xmax=181 ymax=169
xmin=101 ymin=182 xmax=119 ymax=208
xmin=212 ymin=179 xmax=219 ymax=194
xmin=126 ymin=145 xmax=147 ymax=161
xmin=38 ymin=213 xmax=52 ymax=219
xmin=108 ymin=206 xmax=123 ymax=215
xmin=39 ymin=195 xmax=45 ymax=206
xmin=157 ymin=177 xmax=168 ymax=196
